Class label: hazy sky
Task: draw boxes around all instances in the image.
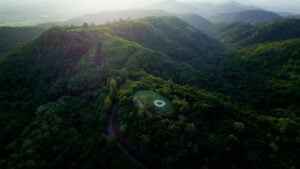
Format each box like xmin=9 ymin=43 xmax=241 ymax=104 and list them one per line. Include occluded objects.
xmin=0 ymin=0 xmax=300 ymax=14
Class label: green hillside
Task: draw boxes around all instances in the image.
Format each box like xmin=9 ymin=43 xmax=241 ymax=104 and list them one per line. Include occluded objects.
xmin=67 ymin=10 xmax=213 ymax=36
xmin=212 ymin=10 xmax=282 ymax=23
xmin=212 ymin=19 xmax=300 ymax=113
xmin=105 ymin=17 xmax=221 ymax=63
xmin=176 ymin=13 xmax=213 ymax=36
xmin=0 ymin=16 xmax=299 ymax=169
xmin=0 ymin=26 xmax=47 ymax=55
xmin=215 ymin=19 xmax=300 ymax=47
xmin=116 ymin=76 xmax=299 ymax=169
xmin=215 ymin=39 xmax=300 ymax=110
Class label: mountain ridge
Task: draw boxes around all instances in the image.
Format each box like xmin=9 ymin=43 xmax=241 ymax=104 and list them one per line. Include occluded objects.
xmin=212 ymin=10 xmax=283 ymax=23
xmin=67 ymin=9 xmax=214 ymax=36
xmin=188 ymin=0 xmax=261 ymax=16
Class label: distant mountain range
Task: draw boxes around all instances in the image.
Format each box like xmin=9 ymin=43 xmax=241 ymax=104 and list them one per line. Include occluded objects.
xmin=215 ymin=19 xmax=300 ymax=46
xmin=143 ymin=0 xmax=288 ymax=23
xmin=188 ymin=0 xmax=261 ymax=16
xmin=67 ymin=9 xmax=170 ymax=25
xmin=146 ymin=0 xmax=202 ymax=15
xmin=146 ymin=0 xmax=262 ymax=17
xmin=67 ymin=9 xmax=214 ymax=36
xmin=289 ymin=14 xmax=300 ymax=19
xmin=0 ymin=0 xmax=299 ymax=26
xmin=211 ymin=10 xmax=283 ymax=23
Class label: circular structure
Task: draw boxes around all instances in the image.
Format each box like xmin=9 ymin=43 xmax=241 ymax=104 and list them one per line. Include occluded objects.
xmin=153 ymin=100 xmax=166 ymax=108
xmin=134 ymin=90 xmax=173 ymax=113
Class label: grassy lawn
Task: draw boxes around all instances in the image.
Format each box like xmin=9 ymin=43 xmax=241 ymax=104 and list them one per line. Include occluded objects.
xmin=134 ymin=90 xmax=173 ymax=114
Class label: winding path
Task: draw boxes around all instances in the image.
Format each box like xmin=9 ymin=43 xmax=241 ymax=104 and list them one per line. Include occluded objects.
xmin=107 ymin=103 xmax=148 ymax=169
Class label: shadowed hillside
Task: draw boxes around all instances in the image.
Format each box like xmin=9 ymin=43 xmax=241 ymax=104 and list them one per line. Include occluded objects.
xmin=215 ymin=19 xmax=300 ymax=46
xmin=0 ymin=26 xmax=47 ymax=55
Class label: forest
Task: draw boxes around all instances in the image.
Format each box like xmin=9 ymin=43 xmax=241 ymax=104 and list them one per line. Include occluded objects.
xmin=0 ymin=14 xmax=299 ymax=169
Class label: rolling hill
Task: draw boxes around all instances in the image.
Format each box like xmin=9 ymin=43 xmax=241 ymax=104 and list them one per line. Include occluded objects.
xmin=104 ymin=16 xmax=221 ymax=66
xmin=212 ymin=19 xmax=300 ymax=110
xmin=146 ymin=0 xmax=202 ymax=15
xmin=67 ymin=9 xmax=170 ymax=25
xmin=289 ymin=14 xmax=300 ymax=19
xmin=218 ymin=39 xmax=300 ymax=109
xmin=176 ymin=13 xmax=213 ymax=36
xmin=67 ymin=9 xmax=213 ymax=35
xmin=215 ymin=19 xmax=300 ymax=46
xmin=188 ymin=0 xmax=261 ymax=17
xmin=0 ymin=26 xmax=47 ymax=55
xmin=212 ymin=10 xmax=283 ymax=23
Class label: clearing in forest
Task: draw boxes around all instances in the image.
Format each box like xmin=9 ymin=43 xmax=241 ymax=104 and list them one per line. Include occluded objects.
xmin=133 ymin=90 xmax=173 ymax=114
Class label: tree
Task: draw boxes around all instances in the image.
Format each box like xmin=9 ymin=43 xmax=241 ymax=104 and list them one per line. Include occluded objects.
xmin=83 ymin=22 xmax=89 ymax=28
xmin=120 ymin=68 xmax=128 ymax=81
xmin=108 ymin=78 xmax=118 ymax=99
xmin=104 ymin=96 xmax=112 ymax=112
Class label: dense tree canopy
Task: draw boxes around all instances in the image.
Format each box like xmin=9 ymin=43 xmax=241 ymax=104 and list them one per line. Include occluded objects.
xmin=0 ymin=26 xmax=47 ymax=55
xmin=0 ymin=17 xmax=299 ymax=169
